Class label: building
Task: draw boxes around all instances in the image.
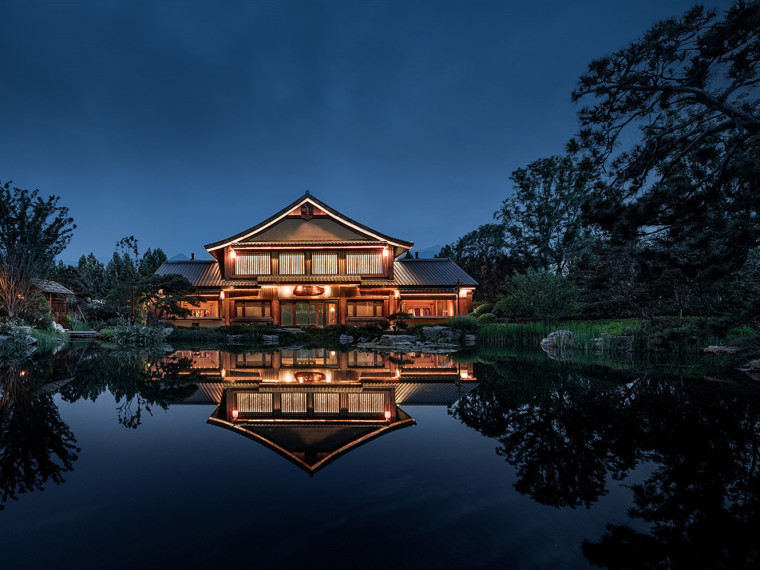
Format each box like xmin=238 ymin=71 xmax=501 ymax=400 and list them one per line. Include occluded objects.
xmin=170 ymin=348 xmax=477 ymax=474
xmin=155 ymin=192 xmax=477 ymax=327
xmin=30 ymin=278 xmax=75 ymax=325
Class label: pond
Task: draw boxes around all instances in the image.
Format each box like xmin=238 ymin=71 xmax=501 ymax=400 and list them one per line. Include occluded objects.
xmin=0 ymin=344 xmax=757 ymax=569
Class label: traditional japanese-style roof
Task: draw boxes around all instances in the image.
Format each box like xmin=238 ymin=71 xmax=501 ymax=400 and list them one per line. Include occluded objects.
xmin=365 ymin=258 xmax=478 ymax=288
xmin=203 ymin=193 xmax=413 ymax=253
xmin=156 ymin=257 xmax=477 ymax=290
xmin=154 ymin=260 xmax=257 ymax=287
xmin=31 ymin=279 xmax=75 ymax=296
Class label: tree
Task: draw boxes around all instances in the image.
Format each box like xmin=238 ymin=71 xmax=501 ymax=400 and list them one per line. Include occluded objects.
xmin=437 ymin=223 xmax=525 ymax=300
xmin=0 ymin=180 xmax=75 ymax=321
xmin=569 ymin=1 xmax=760 ymax=281
xmin=0 ymin=180 xmax=75 ymax=271
xmin=496 ymin=156 xmax=593 ymax=274
xmin=494 ymin=271 xmax=581 ymax=324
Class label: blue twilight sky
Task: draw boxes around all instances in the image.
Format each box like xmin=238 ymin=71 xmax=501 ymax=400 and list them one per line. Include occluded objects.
xmin=0 ymin=0 xmax=733 ymax=262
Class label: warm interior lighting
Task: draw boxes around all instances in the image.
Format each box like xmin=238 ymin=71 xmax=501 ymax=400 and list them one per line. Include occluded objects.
xmin=230 ymin=249 xmax=237 ymax=259
xmin=459 ymin=289 xmax=468 ymax=298
xmin=329 ymin=307 xmax=335 ymax=312
xmin=460 ymin=370 xmax=469 ymax=379
xmin=384 ymin=410 xmax=391 ymax=420
xmin=330 ymin=351 xmax=336 ymax=356
xmin=232 ymin=409 xmax=239 ymax=419
xmin=293 ymin=285 xmax=325 ymax=296
xmin=294 ymin=371 xmax=327 ymax=383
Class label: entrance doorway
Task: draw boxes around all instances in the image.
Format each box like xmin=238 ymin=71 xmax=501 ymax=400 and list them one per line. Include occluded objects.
xmin=281 ymin=301 xmax=337 ymax=327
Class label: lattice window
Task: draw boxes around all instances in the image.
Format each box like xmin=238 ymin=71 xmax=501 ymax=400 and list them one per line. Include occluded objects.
xmin=236 ymin=392 xmax=272 ymax=414
xmin=280 ymin=392 xmax=307 ymax=414
xmin=347 ymin=392 xmax=385 ymax=415
xmin=311 ymin=252 xmax=338 ymax=275
xmin=346 ymin=252 xmax=382 ymax=275
xmin=313 ymin=393 xmax=340 ymax=415
xmin=279 ymin=253 xmax=305 ymax=275
xmin=235 ymin=253 xmax=271 ymax=275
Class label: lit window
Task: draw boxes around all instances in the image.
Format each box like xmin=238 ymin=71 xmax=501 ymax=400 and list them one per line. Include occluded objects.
xmin=312 ymin=252 xmax=338 ymax=275
xmin=235 ymin=301 xmax=272 ymax=318
xmin=279 ymin=252 xmax=305 ymax=275
xmin=346 ymin=252 xmax=382 ymax=275
xmin=235 ymin=253 xmax=271 ymax=275
xmin=347 ymin=300 xmax=384 ymax=317
xmin=181 ymin=300 xmax=219 ymax=318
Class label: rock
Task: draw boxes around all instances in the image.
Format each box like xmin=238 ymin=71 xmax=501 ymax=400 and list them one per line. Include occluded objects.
xmin=742 ymin=359 xmax=760 ymax=371
xmin=704 ymin=345 xmax=740 ymax=354
xmin=163 ymin=327 xmax=174 ymax=337
xmin=422 ymin=326 xmax=446 ymax=341
xmin=16 ymin=325 xmax=32 ymax=335
xmin=541 ymin=330 xmax=575 ymax=350
xmin=339 ymin=334 xmax=354 ymax=345
xmin=226 ymin=334 xmax=244 ymax=345
xmin=261 ymin=334 xmax=279 ymax=346
xmin=463 ymin=334 xmax=477 ymax=346
xmin=51 ymin=321 xmax=65 ymax=334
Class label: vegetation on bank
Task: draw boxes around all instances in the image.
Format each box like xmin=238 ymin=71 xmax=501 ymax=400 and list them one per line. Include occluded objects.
xmin=437 ymin=4 xmax=760 ymax=354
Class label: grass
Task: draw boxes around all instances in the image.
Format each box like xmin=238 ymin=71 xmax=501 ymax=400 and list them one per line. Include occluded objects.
xmin=479 ymin=319 xmax=642 ymax=350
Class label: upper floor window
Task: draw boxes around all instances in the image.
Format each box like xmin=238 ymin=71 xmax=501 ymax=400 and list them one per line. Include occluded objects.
xmin=346 ymin=252 xmax=383 ymax=275
xmin=312 ymin=252 xmax=338 ymax=275
xmin=279 ymin=252 xmax=305 ymax=275
xmin=235 ymin=252 xmax=271 ymax=275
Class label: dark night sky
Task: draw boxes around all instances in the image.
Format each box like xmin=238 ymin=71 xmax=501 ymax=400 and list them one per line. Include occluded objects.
xmin=0 ymin=0 xmax=733 ymax=262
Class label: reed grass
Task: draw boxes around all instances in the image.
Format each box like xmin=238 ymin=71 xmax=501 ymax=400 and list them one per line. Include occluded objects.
xmin=479 ymin=319 xmax=641 ymax=349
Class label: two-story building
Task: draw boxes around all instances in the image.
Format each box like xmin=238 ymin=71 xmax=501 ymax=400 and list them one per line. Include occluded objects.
xmin=155 ymin=192 xmax=477 ymax=327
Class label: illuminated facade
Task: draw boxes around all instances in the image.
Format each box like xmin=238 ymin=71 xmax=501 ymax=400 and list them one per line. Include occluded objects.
xmin=156 ymin=192 xmax=477 ymax=327
xmin=169 ymin=348 xmax=477 ymax=474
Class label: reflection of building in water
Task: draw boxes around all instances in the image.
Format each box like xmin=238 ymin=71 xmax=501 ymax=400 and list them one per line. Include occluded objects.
xmin=176 ymin=349 xmax=476 ymax=474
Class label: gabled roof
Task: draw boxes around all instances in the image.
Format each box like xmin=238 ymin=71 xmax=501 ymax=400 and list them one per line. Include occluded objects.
xmin=154 ymin=260 xmax=257 ymax=287
xmin=204 ymin=192 xmax=413 ymax=252
xmin=31 ymin=278 xmax=75 ymax=296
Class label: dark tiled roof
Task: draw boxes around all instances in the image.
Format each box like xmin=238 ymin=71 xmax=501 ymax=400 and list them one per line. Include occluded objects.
xmin=204 ymin=193 xmax=413 ymax=250
xmin=155 ymin=260 xmax=222 ymax=286
xmin=156 ymin=258 xmax=477 ymax=289
xmin=365 ymin=259 xmax=478 ymax=288
xmin=31 ymin=278 xmax=75 ymax=295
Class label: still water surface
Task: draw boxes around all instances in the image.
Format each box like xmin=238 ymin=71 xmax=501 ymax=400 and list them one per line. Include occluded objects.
xmin=0 ymin=345 xmax=757 ymax=569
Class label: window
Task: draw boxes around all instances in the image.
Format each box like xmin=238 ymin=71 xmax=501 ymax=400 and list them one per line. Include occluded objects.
xmin=235 ymin=352 xmax=272 ymax=368
xmin=235 ymin=253 xmax=270 ymax=275
xmin=347 ymin=300 xmax=384 ymax=317
xmin=182 ymin=300 xmax=219 ymax=318
xmin=279 ymin=252 xmax=304 ymax=275
xmin=346 ymin=252 xmax=382 ymax=275
xmin=311 ymin=252 xmax=338 ymax=275
xmin=235 ymin=301 xmax=271 ymax=318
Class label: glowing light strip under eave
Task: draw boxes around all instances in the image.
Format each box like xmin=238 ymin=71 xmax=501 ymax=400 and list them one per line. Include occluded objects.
xmin=205 ymin=198 xmax=412 ymax=252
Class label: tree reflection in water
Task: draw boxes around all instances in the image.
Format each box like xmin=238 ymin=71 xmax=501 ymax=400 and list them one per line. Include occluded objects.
xmin=453 ymin=356 xmax=760 ymax=568
xmin=0 ymin=356 xmax=79 ymax=510
xmin=60 ymin=346 xmax=199 ymax=429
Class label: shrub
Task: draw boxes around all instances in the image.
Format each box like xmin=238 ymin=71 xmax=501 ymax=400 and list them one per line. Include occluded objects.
xmin=475 ymin=303 xmax=493 ymax=315
xmin=103 ymin=324 xmax=168 ymax=347
xmin=446 ymin=315 xmax=480 ymax=331
xmin=495 ymin=271 xmax=581 ymax=324
xmin=477 ymin=312 xmax=497 ymax=324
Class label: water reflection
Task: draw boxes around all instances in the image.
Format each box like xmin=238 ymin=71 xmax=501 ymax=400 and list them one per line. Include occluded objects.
xmin=0 ymin=352 xmax=80 ymax=510
xmin=166 ymin=348 xmax=477 ymax=474
xmin=456 ymin=355 xmax=760 ymax=567
xmin=1 ymin=345 xmax=758 ymax=567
